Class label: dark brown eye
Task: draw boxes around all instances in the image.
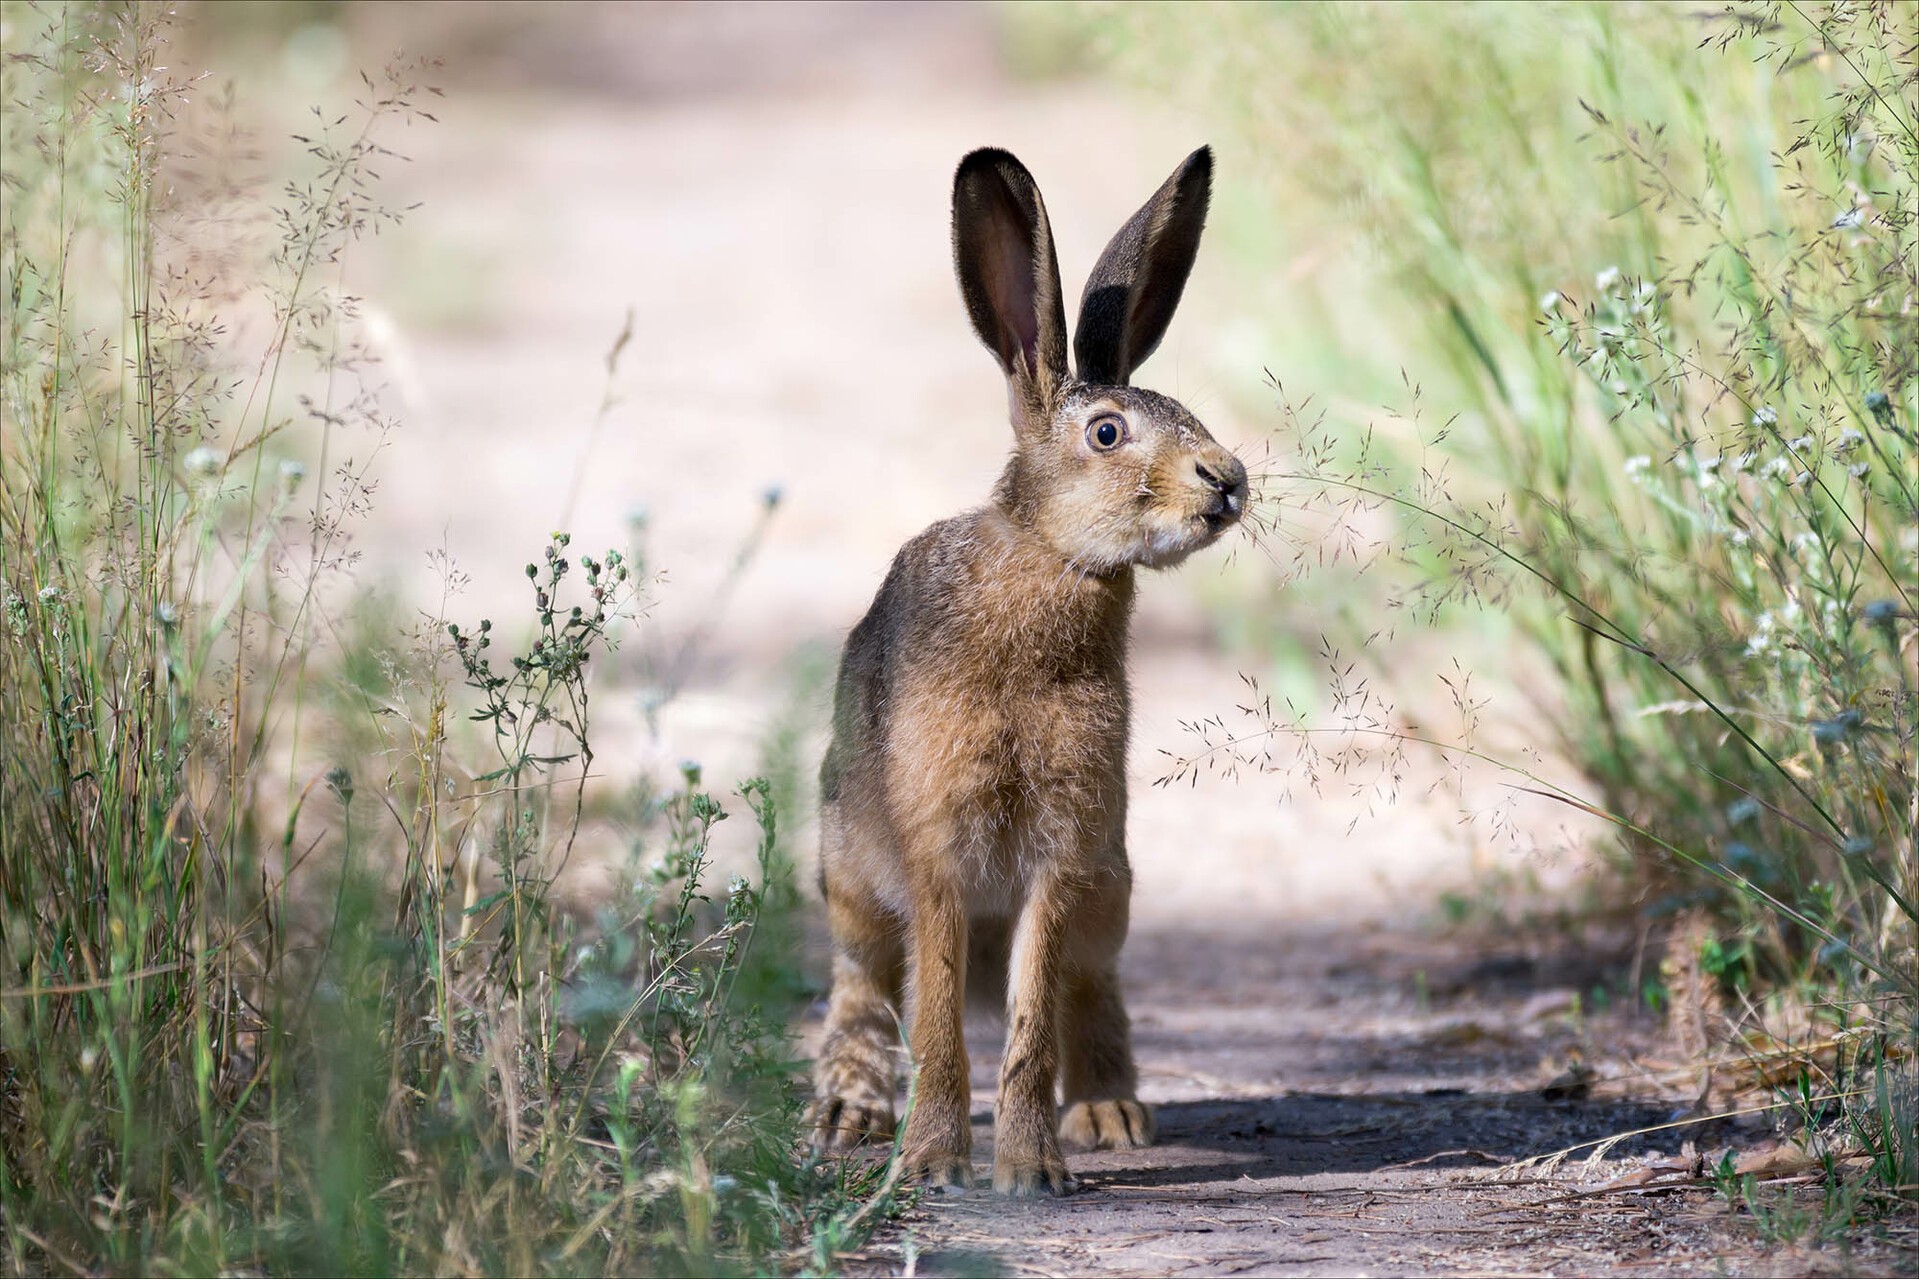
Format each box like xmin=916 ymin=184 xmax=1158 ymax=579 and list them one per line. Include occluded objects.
xmin=1088 ymin=415 xmax=1125 ymax=451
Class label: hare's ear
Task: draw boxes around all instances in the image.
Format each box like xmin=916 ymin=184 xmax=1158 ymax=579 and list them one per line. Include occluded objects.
xmin=952 ymin=148 xmax=1069 ymax=402
xmin=1074 ymin=146 xmax=1212 ymax=386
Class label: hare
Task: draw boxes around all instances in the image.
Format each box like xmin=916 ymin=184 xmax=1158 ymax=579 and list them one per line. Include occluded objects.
xmin=808 ymin=146 xmax=1246 ymax=1196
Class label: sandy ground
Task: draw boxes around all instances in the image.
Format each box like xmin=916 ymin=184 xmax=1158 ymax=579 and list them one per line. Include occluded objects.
xmin=199 ymin=5 xmax=1902 ymax=1274
xmin=842 ymin=924 xmax=1885 ymax=1278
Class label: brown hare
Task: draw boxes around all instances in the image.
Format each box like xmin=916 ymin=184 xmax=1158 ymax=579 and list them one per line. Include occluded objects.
xmin=808 ymin=146 xmax=1246 ymax=1196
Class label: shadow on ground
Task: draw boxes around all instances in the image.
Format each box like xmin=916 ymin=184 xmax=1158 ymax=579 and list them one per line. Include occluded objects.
xmin=831 ymin=918 xmax=1823 ymax=1278
xmin=1074 ymin=1091 xmax=1676 ymax=1190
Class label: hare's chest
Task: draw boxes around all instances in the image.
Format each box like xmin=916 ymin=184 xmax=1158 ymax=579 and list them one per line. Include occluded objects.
xmin=886 ymin=668 xmax=1128 ymax=887
xmin=894 ymin=664 xmax=1126 ymax=777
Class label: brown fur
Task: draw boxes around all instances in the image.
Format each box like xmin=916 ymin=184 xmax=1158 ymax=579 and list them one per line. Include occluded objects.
xmin=809 ymin=147 xmax=1243 ymax=1196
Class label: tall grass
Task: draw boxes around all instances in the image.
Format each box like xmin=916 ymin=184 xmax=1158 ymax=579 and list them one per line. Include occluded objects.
xmin=1 ymin=6 xmax=874 ymax=1271
xmin=1054 ymin=0 xmax=1915 ymax=1215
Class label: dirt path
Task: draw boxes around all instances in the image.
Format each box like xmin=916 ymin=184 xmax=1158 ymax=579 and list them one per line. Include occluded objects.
xmin=842 ymin=921 xmax=1869 ymax=1277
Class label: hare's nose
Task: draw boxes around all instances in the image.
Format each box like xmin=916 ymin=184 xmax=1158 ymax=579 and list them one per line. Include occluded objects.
xmin=1195 ymin=455 xmax=1249 ymax=510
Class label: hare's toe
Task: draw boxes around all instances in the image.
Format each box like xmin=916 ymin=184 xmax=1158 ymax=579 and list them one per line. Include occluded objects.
xmin=1061 ymin=1098 xmax=1155 ymax=1151
xmin=992 ymin=1147 xmax=1076 ymax=1197
xmin=807 ymin=1095 xmax=895 ymax=1151
xmin=904 ymin=1151 xmax=974 ymax=1194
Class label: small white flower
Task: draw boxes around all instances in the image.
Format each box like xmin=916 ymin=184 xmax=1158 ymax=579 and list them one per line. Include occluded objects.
xmin=1791 ymin=530 xmax=1821 ymax=553
xmin=1732 ymin=451 xmax=1757 ymax=473
xmin=1751 ymin=406 xmax=1778 ymax=427
xmin=1729 ymin=528 xmax=1751 ymax=547
xmin=1540 ymin=290 xmax=1563 ymax=313
xmin=1761 ymin=457 xmax=1793 ymax=480
xmin=278 ymin=459 xmax=307 ymax=489
xmin=1608 ymin=379 xmax=1628 ymax=395
xmin=1790 ymin=469 xmax=1813 ymax=488
xmin=157 ymin=601 xmax=179 ymax=626
xmin=184 ymin=446 xmax=220 ymax=477
xmin=1848 ymin=461 xmax=1870 ymax=479
xmin=1835 ymin=429 xmax=1865 ymax=454
xmin=1832 ymin=208 xmax=1864 ymax=230
xmin=1787 ymin=435 xmax=1815 ymax=453
xmin=1623 ymin=455 xmax=1653 ymax=481
xmin=37 ymin=585 xmax=61 ymax=604
xmin=1697 ymin=455 xmax=1722 ymax=472
xmin=727 ymin=875 xmax=749 ymax=898
xmin=1594 ymin=266 xmax=1623 ymax=294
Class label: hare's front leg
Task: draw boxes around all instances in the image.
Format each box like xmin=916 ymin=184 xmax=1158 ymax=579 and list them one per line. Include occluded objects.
xmin=809 ymin=876 xmax=902 ymax=1150
xmin=900 ymin=877 xmax=973 ymax=1189
xmin=1058 ymin=875 xmax=1154 ymax=1151
xmin=993 ymin=870 xmax=1076 ymax=1196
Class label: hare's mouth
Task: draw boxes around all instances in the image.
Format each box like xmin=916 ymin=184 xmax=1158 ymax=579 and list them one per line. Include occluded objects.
xmin=1197 ymin=493 xmax=1243 ymax=536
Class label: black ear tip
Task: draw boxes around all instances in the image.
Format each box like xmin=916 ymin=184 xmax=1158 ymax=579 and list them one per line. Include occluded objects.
xmin=1183 ymin=146 xmax=1214 ymax=186
xmin=956 ymin=147 xmax=1029 ymax=186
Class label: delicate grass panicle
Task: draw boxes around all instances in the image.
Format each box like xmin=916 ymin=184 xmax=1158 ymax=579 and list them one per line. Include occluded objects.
xmin=1063 ymin=0 xmax=1916 ymax=1217
xmin=1 ymin=7 xmax=873 ymax=1273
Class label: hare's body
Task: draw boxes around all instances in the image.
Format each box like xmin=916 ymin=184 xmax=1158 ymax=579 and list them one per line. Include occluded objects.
xmin=811 ymin=148 xmax=1244 ymax=1195
xmin=824 ymin=508 xmax=1132 ymax=921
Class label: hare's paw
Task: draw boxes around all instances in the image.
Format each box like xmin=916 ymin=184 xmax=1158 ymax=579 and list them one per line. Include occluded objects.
xmin=807 ymin=1095 xmax=895 ymax=1151
xmin=900 ymin=1104 xmax=974 ymax=1191
xmin=1060 ymin=1098 xmax=1155 ymax=1151
xmin=992 ymin=1143 xmax=1075 ymax=1197
xmin=899 ymin=1120 xmax=973 ymax=1190
xmin=902 ymin=1148 xmax=974 ymax=1193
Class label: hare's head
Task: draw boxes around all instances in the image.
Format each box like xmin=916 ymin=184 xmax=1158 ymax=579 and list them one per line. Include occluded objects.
xmin=953 ymin=146 xmax=1246 ymax=574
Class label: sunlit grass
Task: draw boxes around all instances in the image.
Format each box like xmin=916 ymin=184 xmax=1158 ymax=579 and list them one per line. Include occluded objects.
xmin=0 ymin=6 xmax=889 ymax=1272
xmin=1057 ymin=0 xmax=1916 ymax=1223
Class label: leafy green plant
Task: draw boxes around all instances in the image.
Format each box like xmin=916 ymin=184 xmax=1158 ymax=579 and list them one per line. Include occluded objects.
xmin=1060 ymin=0 xmax=1915 ymax=1214
xmin=1 ymin=7 xmax=880 ymax=1272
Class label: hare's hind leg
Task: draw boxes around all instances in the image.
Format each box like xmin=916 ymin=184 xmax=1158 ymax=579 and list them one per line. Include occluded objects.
xmin=1059 ymin=875 xmax=1155 ymax=1152
xmin=1059 ymin=965 xmax=1155 ymax=1150
xmin=809 ymin=856 xmax=903 ymax=1151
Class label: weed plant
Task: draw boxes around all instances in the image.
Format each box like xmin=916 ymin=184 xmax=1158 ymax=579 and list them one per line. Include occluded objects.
xmin=1055 ymin=0 xmax=1916 ymax=1213
xmin=0 ymin=6 xmax=876 ymax=1272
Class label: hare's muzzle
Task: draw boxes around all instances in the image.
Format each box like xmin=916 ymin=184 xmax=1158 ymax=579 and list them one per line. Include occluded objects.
xmin=1193 ymin=452 xmax=1249 ymax=533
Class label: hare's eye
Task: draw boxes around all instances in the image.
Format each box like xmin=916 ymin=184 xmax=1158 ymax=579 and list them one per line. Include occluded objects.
xmin=1088 ymin=415 xmax=1126 ymax=452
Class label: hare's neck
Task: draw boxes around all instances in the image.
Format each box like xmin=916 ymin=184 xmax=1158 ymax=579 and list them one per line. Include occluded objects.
xmin=972 ymin=507 xmax=1136 ymax=652
xmin=989 ymin=462 xmax=1135 ymax=586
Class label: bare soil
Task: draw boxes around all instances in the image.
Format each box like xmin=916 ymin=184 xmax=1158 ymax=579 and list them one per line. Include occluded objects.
xmin=834 ymin=922 xmax=1904 ymax=1277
